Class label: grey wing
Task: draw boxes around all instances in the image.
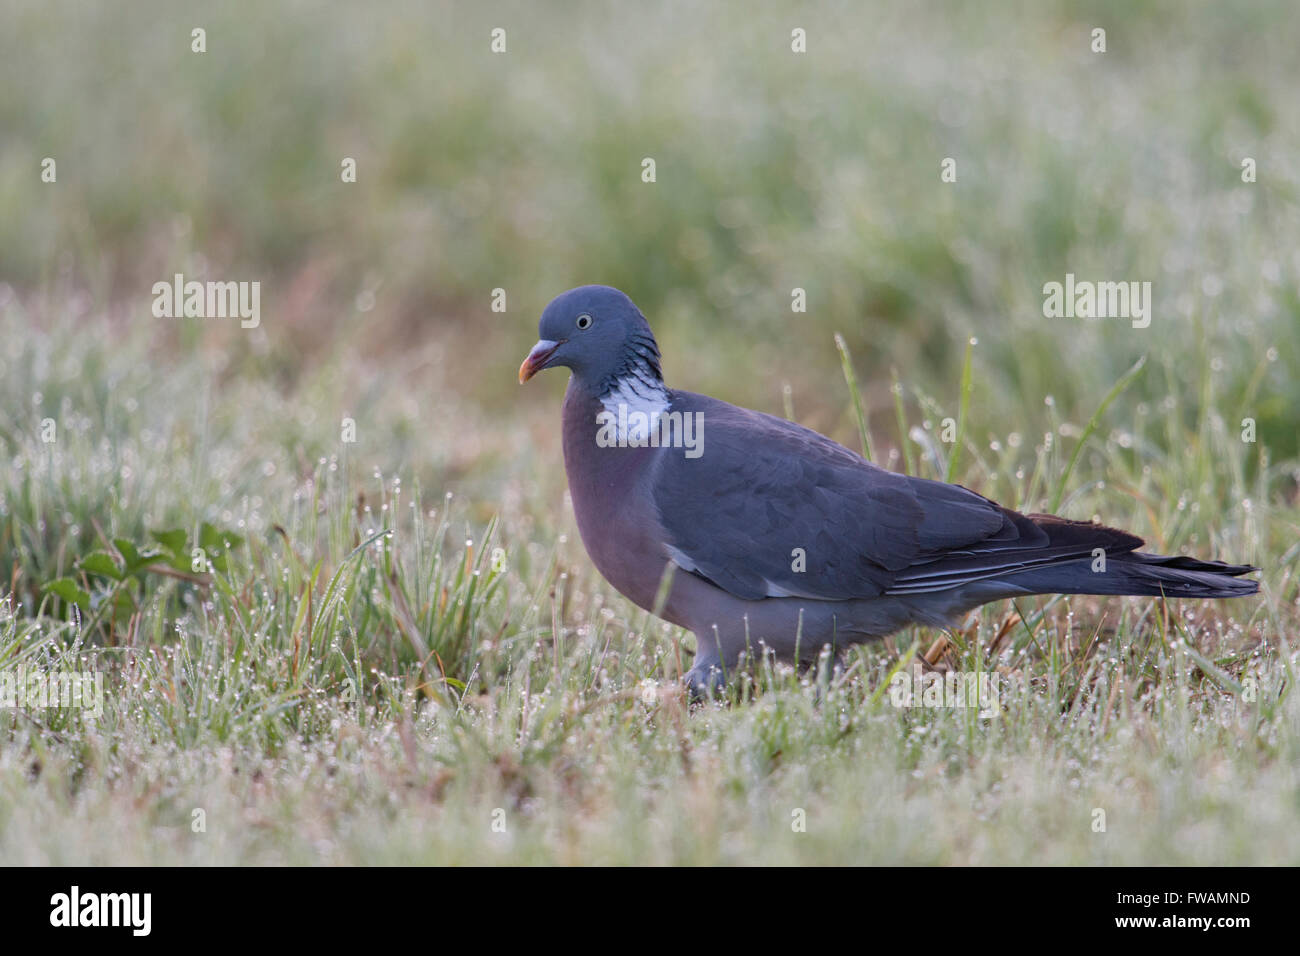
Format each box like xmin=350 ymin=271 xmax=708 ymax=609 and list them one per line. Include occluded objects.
xmin=651 ymin=395 xmax=1010 ymax=601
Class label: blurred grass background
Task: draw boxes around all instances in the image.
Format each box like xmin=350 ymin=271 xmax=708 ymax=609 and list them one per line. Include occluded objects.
xmin=0 ymin=0 xmax=1298 ymax=864
xmin=3 ymin=0 xmax=1297 ymax=444
xmin=3 ymin=0 xmax=1296 ymax=609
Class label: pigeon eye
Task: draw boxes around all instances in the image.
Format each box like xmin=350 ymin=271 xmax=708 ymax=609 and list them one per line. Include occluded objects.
xmin=575 ymin=313 xmax=593 ymax=330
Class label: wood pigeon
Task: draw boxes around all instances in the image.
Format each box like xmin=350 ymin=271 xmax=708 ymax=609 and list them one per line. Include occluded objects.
xmin=520 ymin=285 xmax=1259 ymax=695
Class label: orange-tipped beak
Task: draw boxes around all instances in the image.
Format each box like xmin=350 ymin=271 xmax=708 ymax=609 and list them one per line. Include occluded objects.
xmin=519 ymin=339 xmax=562 ymax=383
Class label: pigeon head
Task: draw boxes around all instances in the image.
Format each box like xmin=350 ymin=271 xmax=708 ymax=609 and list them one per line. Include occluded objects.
xmin=519 ymin=285 xmax=663 ymax=395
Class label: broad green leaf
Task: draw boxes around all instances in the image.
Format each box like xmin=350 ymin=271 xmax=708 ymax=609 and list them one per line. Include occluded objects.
xmin=44 ymin=577 xmax=91 ymax=611
xmin=79 ymin=551 xmax=124 ymax=580
xmin=114 ymin=538 xmax=164 ymax=576
xmin=200 ymin=522 xmax=244 ymax=552
xmin=150 ymin=528 xmax=187 ymax=558
xmin=114 ymin=538 xmax=143 ymax=568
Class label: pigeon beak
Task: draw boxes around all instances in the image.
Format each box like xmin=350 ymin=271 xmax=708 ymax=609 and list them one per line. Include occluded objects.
xmin=519 ymin=339 xmax=563 ymax=383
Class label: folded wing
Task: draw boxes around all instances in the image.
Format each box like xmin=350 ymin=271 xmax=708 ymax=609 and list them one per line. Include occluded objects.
xmin=652 ymin=391 xmax=1143 ymax=601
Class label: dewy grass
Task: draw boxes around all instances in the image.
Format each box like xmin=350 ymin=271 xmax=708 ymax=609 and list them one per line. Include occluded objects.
xmin=0 ymin=295 xmax=1292 ymax=864
xmin=945 ymin=338 xmax=975 ymax=484
xmin=834 ymin=333 xmax=875 ymax=463
xmin=1049 ymin=355 xmax=1147 ymax=515
xmin=1 ymin=0 xmax=1297 ymax=864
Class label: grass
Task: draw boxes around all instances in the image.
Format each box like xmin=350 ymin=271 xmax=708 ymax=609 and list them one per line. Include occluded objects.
xmin=1 ymin=293 xmax=1294 ymax=864
xmin=1 ymin=0 xmax=1298 ymax=864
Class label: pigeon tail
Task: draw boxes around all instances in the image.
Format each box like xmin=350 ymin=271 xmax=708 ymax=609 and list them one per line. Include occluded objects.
xmin=884 ymin=511 xmax=1258 ymax=600
xmin=996 ymin=550 xmax=1259 ymax=599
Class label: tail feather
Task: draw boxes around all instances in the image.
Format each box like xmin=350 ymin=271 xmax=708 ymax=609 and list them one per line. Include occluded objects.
xmin=1003 ymin=551 xmax=1259 ymax=599
xmin=888 ymin=509 xmax=1259 ymax=599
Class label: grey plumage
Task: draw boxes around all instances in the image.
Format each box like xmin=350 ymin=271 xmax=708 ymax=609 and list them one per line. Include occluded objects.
xmin=521 ymin=285 xmax=1259 ymax=695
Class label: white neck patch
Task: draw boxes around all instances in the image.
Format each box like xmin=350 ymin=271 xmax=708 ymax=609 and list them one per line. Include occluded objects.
xmin=599 ymin=374 xmax=670 ymax=442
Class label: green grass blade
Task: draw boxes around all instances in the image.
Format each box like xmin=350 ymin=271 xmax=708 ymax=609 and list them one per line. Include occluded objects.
xmin=890 ymin=367 xmax=915 ymax=476
xmin=1049 ymin=355 xmax=1148 ymax=514
xmin=835 ymin=333 xmax=875 ymax=462
xmin=944 ymin=338 xmax=975 ymax=483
